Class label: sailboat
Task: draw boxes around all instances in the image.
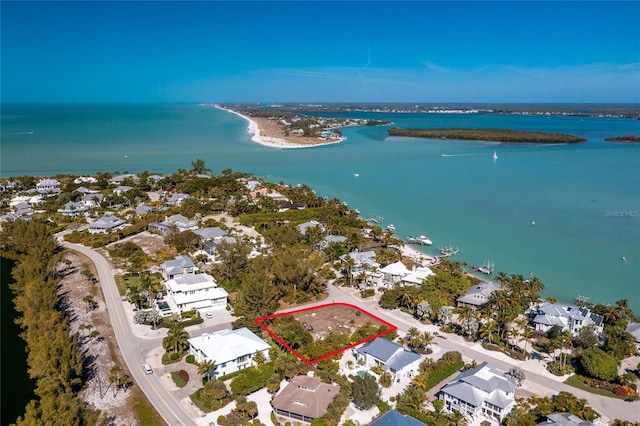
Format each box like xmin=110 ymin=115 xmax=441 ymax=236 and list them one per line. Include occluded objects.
xmin=492 ymin=151 xmax=498 ymax=160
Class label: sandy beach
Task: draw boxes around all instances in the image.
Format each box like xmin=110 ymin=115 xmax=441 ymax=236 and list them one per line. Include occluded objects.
xmin=215 ymin=105 xmax=345 ymax=149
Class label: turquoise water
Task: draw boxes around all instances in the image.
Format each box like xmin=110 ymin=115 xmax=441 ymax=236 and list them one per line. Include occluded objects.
xmin=2 ymin=104 xmax=639 ymax=312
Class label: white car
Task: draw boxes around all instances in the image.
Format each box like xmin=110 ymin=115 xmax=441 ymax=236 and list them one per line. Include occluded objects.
xmin=142 ymin=363 xmax=153 ymax=374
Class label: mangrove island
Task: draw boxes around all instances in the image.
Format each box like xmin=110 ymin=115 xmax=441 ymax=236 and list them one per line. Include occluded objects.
xmin=388 ymin=127 xmax=587 ymax=143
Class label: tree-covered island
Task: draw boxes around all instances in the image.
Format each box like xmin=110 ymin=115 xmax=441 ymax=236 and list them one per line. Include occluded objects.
xmin=605 ymin=134 xmax=640 ymax=143
xmin=388 ymin=127 xmax=587 ymax=143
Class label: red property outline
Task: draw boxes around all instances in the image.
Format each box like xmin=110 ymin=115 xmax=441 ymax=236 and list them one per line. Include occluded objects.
xmin=254 ymin=302 xmax=397 ymax=365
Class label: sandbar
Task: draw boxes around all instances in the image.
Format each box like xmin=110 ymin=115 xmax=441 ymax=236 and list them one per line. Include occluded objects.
xmin=215 ymin=105 xmax=345 ymax=149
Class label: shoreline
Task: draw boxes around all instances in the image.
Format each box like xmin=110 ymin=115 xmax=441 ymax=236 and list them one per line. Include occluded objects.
xmin=214 ymin=105 xmax=345 ymax=149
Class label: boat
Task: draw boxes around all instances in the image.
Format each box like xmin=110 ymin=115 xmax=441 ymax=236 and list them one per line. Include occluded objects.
xmin=385 ymin=224 xmax=396 ymax=233
xmin=366 ymin=215 xmax=383 ymax=224
xmin=405 ymin=235 xmax=432 ymax=246
xmin=438 ymin=245 xmax=460 ymax=257
xmin=354 ymin=173 xmax=360 ymax=177
xmin=476 ymin=260 xmax=495 ymax=274
xmin=492 ymin=151 xmax=498 ymax=160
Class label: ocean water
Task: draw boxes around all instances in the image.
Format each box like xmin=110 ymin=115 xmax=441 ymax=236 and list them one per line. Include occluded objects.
xmin=2 ymin=104 xmax=639 ymax=312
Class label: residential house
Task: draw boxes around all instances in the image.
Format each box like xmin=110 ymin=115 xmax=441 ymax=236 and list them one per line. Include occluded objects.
xmin=193 ymin=226 xmax=226 ymax=242
xmin=536 ymin=412 xmax=608 ymax=426
xmin=438 ymin=361 xmax=517 ymax=421
xmin=355 ymin=337 xmax=421 ymax=381
xmin=456 ymin=281 xmax=501 ymax=309
xmin=625 ymin=322 xmax=640 ymax=351
xmin=73 ymin=176 xmax=97 ymax=184
xmin=148 ymin=214 xmax=197 ymax=235
xmin=380 ymin=261 xmax=411 ymax=286
xmin=81 ymin=193 xmax=104 ymax=208
xmin=36 ymin=178 xmax=60 ymax=195
xmin=271 ymin=375 xmax=340 ymax=424
xmin=297 ymin=220 xmax=326 ymax=235
xmin=532 ymin=302 xmax=604 ymax=336
xmin=165 ymin=192 xmax=190 ymax=206
xmin=340 ymin=250 xmax=380 ymax=278
xmin=135 ymin=205 xmax=152 ymax=216
xmin=401 ymin=266 xmax=435 ymax=286
xmin=188 ymin=327 xmax=271 ymax=377
xmin=203 ymin=236 xmax=237 ymax=256
xmin=88 ymin=215 xmax=126 ymax=234
xmin=58 ymin=201 xmax=89 ymax=217
xmin=277 ymin=201 xmax=306 ymax=212
xmin=108 ymin=174 xmax=138 ymax=185
xmin=164 ymin=273 xmax=228 ymax=312
xmin=74 ymin=186 xmax=99 ymax=194
xmin=369 ymin=410 xmax=427 ymax=426
xmin=160 ymin=255 xmax=197 ymax=280
xmin=318 ymin=234 xmax=346 ymax=249
xmin=113 ymin=185 xmax=133 ymax=196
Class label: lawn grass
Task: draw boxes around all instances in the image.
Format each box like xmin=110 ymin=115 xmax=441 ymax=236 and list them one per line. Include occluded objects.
xmin=564 ymin=375 xmax=627 ymax=399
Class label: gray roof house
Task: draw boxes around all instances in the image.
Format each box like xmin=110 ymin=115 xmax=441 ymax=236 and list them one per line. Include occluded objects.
xmin=536 ymin=412 xmax=608 ymax=426
xmin=36 ymin=178 xmax=60 ymax=195
xmin=193 ymin=227 xmax=226 ymax=242
xmin=81 ymin=193 xmax=104 ymax=207
xmin=165 ymin=193 xmax=190 ymax=206
xmin=340 ymin=250 xmax=380 ymax=277
xmin=203 ymin=236 xmax=237 ymax=256
xmin=318 ymin=234 xmax=347 ymax=249
xmin=355 ymin=338 xmax=421 ymax=380
xmin=271 ymin=375 xmax=340 ymax=424
xmin=113 ymin=185 xmax=133 ymax=196
xmin=88 ymin=215 xmax=126 ymax=234
xmin=370 ymin=410 xmax=427 ymax=426
xmin=108 ymin=174 xmax=139 ymax=185
xmin=148 ymin=214 xmax=197 ymax=235
xmin=297 ymin=220 xmax=326 ymax=235
xmin=532 ymin=302 xmax=604 ymax=336
xmin=438 ymin=361 xmax=517 ymax=421
xmin=625 ymin=322 xmax=640 ymax=351
xmin=456 ymin=281 xmax=501 ymax=309
xmin=58 ymin=201 xmax=89 ymax=217
xmin=160 ymin=255 xmax=197 ymax=280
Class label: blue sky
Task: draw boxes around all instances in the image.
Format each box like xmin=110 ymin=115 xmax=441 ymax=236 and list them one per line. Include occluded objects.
xmin=2 ymin=1 xmax=639 ymax=103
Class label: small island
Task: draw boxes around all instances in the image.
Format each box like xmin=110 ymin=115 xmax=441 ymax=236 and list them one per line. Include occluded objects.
xmin=388 ymin=127 xmax=587 ymax=143
xmin=605 ymin=134 xmax=640 ymax=143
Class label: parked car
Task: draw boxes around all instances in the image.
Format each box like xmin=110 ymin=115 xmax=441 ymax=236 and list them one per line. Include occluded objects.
xmin=142 ymin=363 xmax=153 ymax=374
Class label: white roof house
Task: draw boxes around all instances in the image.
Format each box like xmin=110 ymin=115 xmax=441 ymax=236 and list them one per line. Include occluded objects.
xmin=438 ymin=361 xmax=517 ymax=421
xmin=88 ymin=215 xmax=126 ymax=234
xmin=297 ymin=220 xmax=326 ymax=235
xmin=456 ymin=281 xmax=501 ymax=308
xmin=165 ymin=192 xmax=190 ymax=206
xmin=164 ymin=273 xmax=228 ymax=313
xmin=401 ymin=266 xmax=435 ymax=286
xmin=532 ymin=302 xmax=604 ymax=336
xmin=188 ymin=327 xmax=271 ymax=377
xmin=108 ymin=174 xmax=138 ymax=185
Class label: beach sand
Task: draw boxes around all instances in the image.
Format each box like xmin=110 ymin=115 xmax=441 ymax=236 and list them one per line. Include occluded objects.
xmin=215 ymin=105 xmax=345 ymax=149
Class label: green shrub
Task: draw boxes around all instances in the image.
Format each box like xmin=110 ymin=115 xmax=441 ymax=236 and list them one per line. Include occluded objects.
xmin=580 ymin=347 xmax=618 ymax=382
xmin=186 ymin=354 xmax=196 ymax=364
xmin=230 ymin=364 xmax=275 ymax=395
xmin=171 ymin=371 xmax=188 ymax=388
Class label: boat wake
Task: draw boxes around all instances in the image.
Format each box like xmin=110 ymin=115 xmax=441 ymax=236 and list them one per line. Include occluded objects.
xmin=441 ymin=153 xmax=481 ymax=157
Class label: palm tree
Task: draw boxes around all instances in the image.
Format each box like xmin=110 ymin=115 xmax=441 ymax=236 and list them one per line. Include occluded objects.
xmin=421 ymin=331 xmax=434 ymax=350
xmin=615 ymin=299 xmax=633 ymax=321
xmin=197 ymin=359 xmax=216 ymax=382
xmin=163 ymin=323 xmax=190 ymax=354
xmin=344 ymin=256 xmax=356 ymax=286
xmin=406 ymin=327 xmax=421 ymax=349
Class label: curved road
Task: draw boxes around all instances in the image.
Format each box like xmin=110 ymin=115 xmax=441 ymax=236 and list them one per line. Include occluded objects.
xmin=61 ymin=241 xmax=194 ymax=426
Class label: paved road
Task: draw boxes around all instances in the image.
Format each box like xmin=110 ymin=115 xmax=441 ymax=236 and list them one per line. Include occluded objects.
xmin=286 ymin=284 xmax=640 ymax=422
xmin=61 ymin=241 xmax=194 ymax=426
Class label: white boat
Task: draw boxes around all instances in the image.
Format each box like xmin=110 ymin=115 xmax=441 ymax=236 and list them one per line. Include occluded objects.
xmin=417 ymin=235 xmax=433 ymax=245
xmin=406 ymin=235 xmax=432 ymax=246
xmin=386 ymin=224 xmax=396 ymax=233
xmin=477 ymin=260 xmax=495 ymax=274
xmin=492 ymin=151 xmax=498 ymax=160
xmin=438 ymin=245 xmax=460 ymax=256
xmin=354 ymin=173 xmax=360 ymax=177
xmin=366 ymin=215 xmax=383 ymax=224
